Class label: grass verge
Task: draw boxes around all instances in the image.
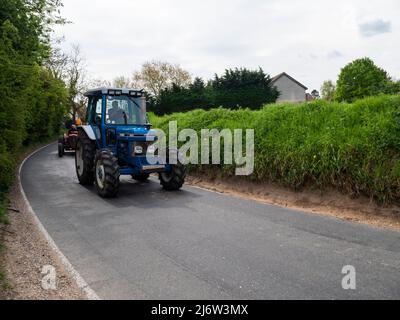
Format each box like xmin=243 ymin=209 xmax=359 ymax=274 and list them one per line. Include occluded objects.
xmin=151 ymin=95 xmax=400 ymax=205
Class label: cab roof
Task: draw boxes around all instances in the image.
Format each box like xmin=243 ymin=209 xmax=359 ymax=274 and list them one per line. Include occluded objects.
xmin=84 ymin=87 xmax=145 ymax=97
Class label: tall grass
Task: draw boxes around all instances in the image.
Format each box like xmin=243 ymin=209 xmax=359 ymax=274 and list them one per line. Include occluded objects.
xmin=150 ymin=95 xmax=400 ymax=204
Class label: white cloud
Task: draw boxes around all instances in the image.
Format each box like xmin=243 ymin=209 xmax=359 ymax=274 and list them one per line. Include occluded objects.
xmin=54 ymin=0 xmax=400 ymax=92
xmin=359 ymin=19 xmax=392 ymax=37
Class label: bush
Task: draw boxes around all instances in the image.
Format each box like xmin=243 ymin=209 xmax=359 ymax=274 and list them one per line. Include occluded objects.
xmin=0 ymin=152 xmax=14 ymax=194
xmin=0 ymin=0 xmax=68 ymax=199
xmin=152 ymin=95 xmax=400 ymax=204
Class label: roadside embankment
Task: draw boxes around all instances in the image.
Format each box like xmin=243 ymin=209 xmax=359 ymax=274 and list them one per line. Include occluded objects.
xmin=0 ymin=143 xmax=86 ymax=300
xmin=186 ymin=174 xmax=400 ymax=231
xmin=152 ymin=95 xmax=400 ymax=206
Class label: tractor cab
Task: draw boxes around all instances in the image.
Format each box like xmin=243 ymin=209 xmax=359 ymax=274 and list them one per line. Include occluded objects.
xmin=84 ymin=88 xmax=151 ymax=150
xmin=74 ymin=87 xmax=186 ymax=198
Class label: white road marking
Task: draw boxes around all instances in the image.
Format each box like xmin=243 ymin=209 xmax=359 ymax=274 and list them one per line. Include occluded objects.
xmin=19 ymin=142 xmax=100 ymax=300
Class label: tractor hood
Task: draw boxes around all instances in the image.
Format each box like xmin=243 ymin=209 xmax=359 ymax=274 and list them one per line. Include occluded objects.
xmin=116 ymin=126 xmax=158 ymax=142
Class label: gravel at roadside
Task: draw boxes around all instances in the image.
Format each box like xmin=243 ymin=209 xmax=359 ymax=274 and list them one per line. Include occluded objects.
xmin=0 ymin=146 xmax=87 ymax=300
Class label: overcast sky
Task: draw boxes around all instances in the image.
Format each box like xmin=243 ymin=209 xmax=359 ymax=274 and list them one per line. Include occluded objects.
xmin=54 ymin=0 xmax=400 ymax=91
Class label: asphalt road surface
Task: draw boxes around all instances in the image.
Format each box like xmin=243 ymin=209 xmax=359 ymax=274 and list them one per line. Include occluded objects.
xmin=21 ymin=144 xmax=400 ymax=299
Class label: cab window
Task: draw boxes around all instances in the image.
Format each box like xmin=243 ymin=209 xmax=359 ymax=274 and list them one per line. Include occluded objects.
xmin=105 ymin=95 xmax=145 ymax=125
xmin=88 ymin=96 xmax=102 ymax=124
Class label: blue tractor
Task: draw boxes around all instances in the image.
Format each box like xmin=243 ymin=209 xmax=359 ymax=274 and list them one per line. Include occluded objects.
xmin=75 ymin=87 xmax=186 ymax=198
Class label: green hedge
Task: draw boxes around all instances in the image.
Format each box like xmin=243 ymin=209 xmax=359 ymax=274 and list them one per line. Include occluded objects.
xmin=0 ymin=1 xmax=68 ymax=199
xmin=151 ymin=95 xmax=400 ymax=204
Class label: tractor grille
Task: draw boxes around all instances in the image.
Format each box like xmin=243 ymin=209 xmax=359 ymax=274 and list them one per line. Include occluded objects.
xmin=69 ymin=136 xmax=78 ymax=149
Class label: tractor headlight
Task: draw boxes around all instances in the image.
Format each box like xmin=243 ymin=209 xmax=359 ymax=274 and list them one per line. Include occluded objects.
xmin=108 ymin=90 xmax=122 ymax=96
xmin=133 ymin=141 xmax=154 ymax=156
xmin=134 ymin=146 xmax=144 ymax=154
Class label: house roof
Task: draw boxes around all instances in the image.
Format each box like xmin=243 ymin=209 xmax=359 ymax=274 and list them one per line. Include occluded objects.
xmin=271 ymin=72 xmax=308 ymax=90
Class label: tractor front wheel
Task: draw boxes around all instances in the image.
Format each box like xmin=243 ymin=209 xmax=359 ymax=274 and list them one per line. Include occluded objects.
xmin=159 ymin=162 xmax=186 ymax=191
xmin=75 ymin=132 xmax=96 ymax=185
xmin=94 ymin=150 xmax=120 ymax=198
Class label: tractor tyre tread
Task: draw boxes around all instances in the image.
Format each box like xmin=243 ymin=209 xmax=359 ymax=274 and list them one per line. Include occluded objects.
xmin=58 ymin=142 xmax=64 ymax=158
xmin=159 ymin=162 xmax=187 ymax=191
xmin=76 ymin=132 xmax=96 ymax=185
xmin=95 ymin=150 xmax=120 ymax=198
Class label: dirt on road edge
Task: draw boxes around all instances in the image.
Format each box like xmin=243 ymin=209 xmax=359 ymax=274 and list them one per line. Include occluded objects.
xmin=186 ymin=174 xmax=400 ymax=231
xmin=0 ymin=144 xmax=88 ymax=300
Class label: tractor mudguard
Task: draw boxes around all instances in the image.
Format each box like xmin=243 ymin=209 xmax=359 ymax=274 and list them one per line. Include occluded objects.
xmin=79 ymin=125 xmax=96 ymax=140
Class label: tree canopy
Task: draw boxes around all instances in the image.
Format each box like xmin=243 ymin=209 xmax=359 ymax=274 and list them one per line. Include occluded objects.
xmin=335 ymin=58 xmax=394 ymax=102
xmin=132 ymin=60 xmax=192 ymax=100
xmin=320 ymin=80 xmax=336 ymax=101
xmin=152 ymin=68 xmax=279 ymax=115
xmin=0 ymin=0 xmax=68 ymax=193
xmin=211 ymin=68 xmax=279 ymax=109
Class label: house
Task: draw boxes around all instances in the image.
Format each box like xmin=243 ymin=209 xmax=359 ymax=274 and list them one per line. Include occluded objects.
xmin=306 ymin=93 xmax=314 ymax=101
xmin=271 ymin=72 xmax=308 ymax=103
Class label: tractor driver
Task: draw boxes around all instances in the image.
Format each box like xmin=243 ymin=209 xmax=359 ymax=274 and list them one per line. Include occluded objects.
xmin=68 ymin=124 xmax=78 ymax=134
xmin=108 ymin=100 xmax=125 ymax=124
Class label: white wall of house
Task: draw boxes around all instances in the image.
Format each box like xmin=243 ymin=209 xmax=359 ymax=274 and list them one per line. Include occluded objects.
xmin=273 ymin=75 xmax=306 ymax=103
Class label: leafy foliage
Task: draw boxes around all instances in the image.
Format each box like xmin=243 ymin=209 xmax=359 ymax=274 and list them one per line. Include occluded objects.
xmin=0 ymin=0 xmax=68 ymax=196
xmin=152 ymin=68 xmax=279 ymax=115
xmin=153 ymin=77 xmax=213 ymax=114
xmin=335 ymin=57 xmax=396 ymax=102
xmin=321 ymin=80 xmax=336 ymax=101
xmin=211 ymin=68 xmax=279 ymax=109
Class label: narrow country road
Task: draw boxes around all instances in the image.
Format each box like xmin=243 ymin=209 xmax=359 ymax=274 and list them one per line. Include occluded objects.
xmin=21 ymin=144 xmax=400 ymax=299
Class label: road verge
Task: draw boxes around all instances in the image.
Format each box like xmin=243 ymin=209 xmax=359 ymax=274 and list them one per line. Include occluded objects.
xmin=0 ymin=143 xmax=98 ymax=300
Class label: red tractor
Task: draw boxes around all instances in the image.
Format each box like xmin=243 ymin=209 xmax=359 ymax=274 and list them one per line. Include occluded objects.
xmin=58 ymin=119 xmax=81 ymax=157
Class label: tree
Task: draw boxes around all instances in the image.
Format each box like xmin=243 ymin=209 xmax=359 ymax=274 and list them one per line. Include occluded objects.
xmin=44 ymin=40 xmax=69 ymax=81
xmin=65 ymin=45 xmax=88 ymax=120
xmin=25 ymin=67 xmax=68 ymax=143
xmin=132 ymin=60 xmax=191 ymax=100
xmin=113 ymin=76 xmax=133 ymax=88
xmin=154 ymin=77 xmax=212 ymax=115
xmin=210 ymin=68 xmax=279 ymax=109
xmin=320 ymin=80 xmax=336 ymax=101
xmin=335 ymin=58 xmax=392 ymax=102
xmin=152 ymin=68 xmax=280 ymax=114
xmin=90 ymin=78 xmax=111 ymax=88
xmin=0 ymin=0 xmax=68 ymax=193
xmin=386 ymin=80 xmax=400 ymax=95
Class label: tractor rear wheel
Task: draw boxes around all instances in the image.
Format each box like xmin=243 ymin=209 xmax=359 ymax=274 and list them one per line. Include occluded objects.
xmin=94 ymin=150 xmax=120 ymax=198
xmin=58 ymin=143 xmax=64 ymax=158
xmin=58 ymin=143 xmax=64 ymax=157
xmin=58 ymin=136 xmax=64 ymax=157
xmin=132 ymin=173 xmax=150 ymax=182
xmin=75 ymin=132 xmax=96 ymax=185
xmin=159 ymin=162 xmax=186 ymax=191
